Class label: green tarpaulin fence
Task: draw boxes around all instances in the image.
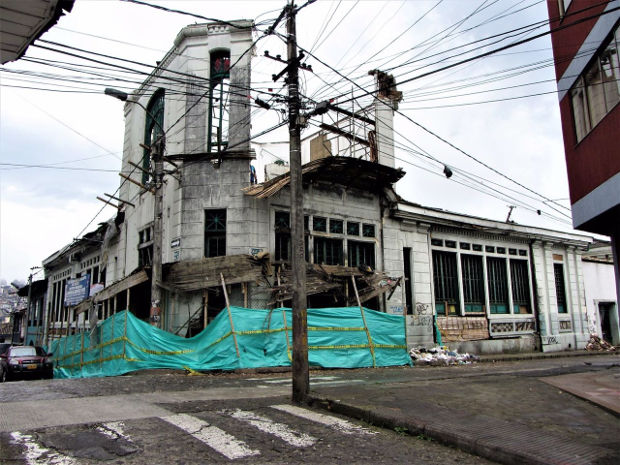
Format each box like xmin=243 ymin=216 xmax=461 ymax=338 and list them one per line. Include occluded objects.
xmin=50 ymin=306 xmax=411 ymax=379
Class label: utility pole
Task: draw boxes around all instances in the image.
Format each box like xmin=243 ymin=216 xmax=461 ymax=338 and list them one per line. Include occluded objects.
xmin=287 ymin=0 xmax=309 ymax=403
xmin=150 ymin=137 xmax=165 ymax=328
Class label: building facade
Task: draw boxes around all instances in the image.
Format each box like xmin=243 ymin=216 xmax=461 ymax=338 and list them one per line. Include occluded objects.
xmin=546 ymin=0 xmax=620 ymax=331
xmin=39 ymin=20 xmax=597 ymax=355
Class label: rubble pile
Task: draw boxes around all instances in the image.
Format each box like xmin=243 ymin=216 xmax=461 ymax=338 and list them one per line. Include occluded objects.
xmin=585 ymin=335 xmax=617 ymax=352
xmin=409 ymin=346 xmax=480 ymax=366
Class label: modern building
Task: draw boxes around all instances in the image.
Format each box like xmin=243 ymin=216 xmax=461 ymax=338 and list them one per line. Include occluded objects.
xmin=546 ymin=0 xmax=620 ymax=336
xmin=39 ymin=20 xmax=598 ymax=355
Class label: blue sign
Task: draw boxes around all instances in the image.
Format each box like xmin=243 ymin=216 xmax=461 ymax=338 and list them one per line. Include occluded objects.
xmin=65 ymin=274 xmax=91 ymax=306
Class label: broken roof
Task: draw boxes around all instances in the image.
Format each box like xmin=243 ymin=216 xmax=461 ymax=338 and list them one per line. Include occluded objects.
xmin=243 ymin=156 xmax=405 ymax=199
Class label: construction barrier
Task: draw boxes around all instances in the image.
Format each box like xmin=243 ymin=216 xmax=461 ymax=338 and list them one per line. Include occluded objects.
xmin=50 ymin=306 xmax=411 ymax=378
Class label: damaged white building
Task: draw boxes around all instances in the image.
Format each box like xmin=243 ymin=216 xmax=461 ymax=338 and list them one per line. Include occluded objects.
xmin=39 ymin=20 xmax=602 ymax=356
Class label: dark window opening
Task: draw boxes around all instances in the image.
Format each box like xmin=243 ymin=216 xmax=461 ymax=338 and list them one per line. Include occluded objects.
xmin=275 ymin=211 xmax=290 ymax=261
xmin=487 ymin=257 xmax=509 ymax=314
xmin=205 ymin=209 xmax=226 ymax=258
xmin=138 ymin=226 xmax=153 ymax=268
xmin=143 ymin=89 xmax=165 ymax=185
xmin=347 ymin=221 xmax=360 ymax=236
xmin=510 ymin=259 xmax=531 ymax=314
xmin=314 ymin=238 xmax=343 ymax=265
xmin=362 ymin=223 xmax=375 ymax=238
xmin=330 ymin=219 xmax=344 ymax=234
xmin=348 ymin=241 xmax=375 ymax=268
xmin=403 ymin=247 xmax=413 ymax=315
xmin=208 ymin=50 xmax=231 ymax=154
xmin=554 ymin=263 xmax=568 ymax=314
xmin=313 ymin=216 xmax=327 ymax=232
xmin=431 ymin=238 xmax=443 ymax=247
xmin=432 ymin=251 xmax=459 ymax=315
xmin=461 ymin=254 xmax=484 ymax=313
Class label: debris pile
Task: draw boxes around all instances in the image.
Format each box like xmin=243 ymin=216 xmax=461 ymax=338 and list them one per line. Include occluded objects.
xmin=585 ymin=335 xmax=616 ymax=352
xmin=409 ymin=346 xmax=480 ymax=366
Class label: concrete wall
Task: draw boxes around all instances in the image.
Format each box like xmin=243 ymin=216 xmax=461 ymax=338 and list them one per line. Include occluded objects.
xmin=582 ymin=259 xmax=619 ymax=344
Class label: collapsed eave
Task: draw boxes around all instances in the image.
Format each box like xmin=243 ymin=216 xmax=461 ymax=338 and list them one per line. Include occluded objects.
xmin=243 ymin=156 xmax=405 ymax=199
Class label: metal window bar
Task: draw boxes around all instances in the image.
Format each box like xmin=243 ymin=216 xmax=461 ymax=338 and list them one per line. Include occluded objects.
xmin=510 ymin=259 xmax=531 ymax=313
xmin=432 ymin=251 xmax=459 ymax=314
xmin=461 ymin=254 xmax=484 ymax=312
xmin=554 ymin=263 xmax=568 ymax=313
xmin=487 ymin=257 xmax=509 ymax=314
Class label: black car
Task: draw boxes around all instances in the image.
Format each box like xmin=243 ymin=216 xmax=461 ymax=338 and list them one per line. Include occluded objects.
xmin=0 ymin=346 xmax=54 ymax=381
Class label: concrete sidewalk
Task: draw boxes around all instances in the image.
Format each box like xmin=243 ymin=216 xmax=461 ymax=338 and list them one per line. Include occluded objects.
xmin=309 ymin=355 xmax=620 ymax=465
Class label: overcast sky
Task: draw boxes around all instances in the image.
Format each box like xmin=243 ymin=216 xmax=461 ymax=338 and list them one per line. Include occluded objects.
xmin=0 ymin=0 xmax=587 ymax=282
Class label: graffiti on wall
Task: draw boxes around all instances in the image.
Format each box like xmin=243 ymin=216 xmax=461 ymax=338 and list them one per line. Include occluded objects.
xmin=409 ymin=302 xmax=433 ymax=327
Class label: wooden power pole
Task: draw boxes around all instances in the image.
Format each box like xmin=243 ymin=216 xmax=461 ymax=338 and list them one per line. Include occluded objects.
xmin=151 ymin=138 xmax=164 ymax=328
xmin=287 ymin=1 xmax=309 ymax=403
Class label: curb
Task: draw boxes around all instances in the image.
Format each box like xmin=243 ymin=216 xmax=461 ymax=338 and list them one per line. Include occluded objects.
xmin=307 ymin=394 xmax=613 ymax=465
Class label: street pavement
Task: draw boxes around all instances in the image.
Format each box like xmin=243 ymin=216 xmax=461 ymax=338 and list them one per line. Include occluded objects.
xmin=0 ymin=352 xmax=617 ymax=464
xmin=309 ymin=352 xmax=620 ymax=465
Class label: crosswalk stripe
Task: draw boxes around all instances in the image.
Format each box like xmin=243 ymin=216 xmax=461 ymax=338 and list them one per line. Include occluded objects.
xmin=270 ymin=404 xmax=377 ymax=435
xmin=10 ymin=431 xmax=78 ymax=465
xmin=161 ymin=413 xmax=259 ymax=460
xmin=226 ymin=409 xmax=317 ymax=447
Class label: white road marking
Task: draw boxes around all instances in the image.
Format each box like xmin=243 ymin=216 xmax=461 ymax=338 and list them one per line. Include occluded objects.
xmin=96 ymin=421 xmax=131 ymax=442
xmin=310 ymin=379 xmax=364 ymax=386
xmin=10 ymin=432 xmax=78 ymax=465
xmin=226 ymin=409 xmax=317 ymax=447
xmin=161 ymin=413 xmax=259 ymax=460
xmin=262 ymin=378 xmax=291 ymax=384
xmin=270 ymin=404 xmax=377 ymax=435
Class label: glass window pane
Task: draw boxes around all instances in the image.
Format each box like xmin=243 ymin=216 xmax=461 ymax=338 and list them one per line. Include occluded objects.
xmin=313 ymin=216 xmax=327 ymax=232
xmin=601 ymin=41 xmax=620 ymax=111
xmin=329 ymin=219 xmax=343 ymax=234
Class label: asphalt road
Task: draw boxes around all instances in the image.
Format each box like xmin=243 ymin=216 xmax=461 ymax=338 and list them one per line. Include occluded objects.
xmin=0 ymin=371 xmax=495 ymax=465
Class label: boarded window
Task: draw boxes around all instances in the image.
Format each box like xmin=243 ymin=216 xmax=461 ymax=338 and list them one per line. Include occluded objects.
xmin=487 ymin=257 xmax=509 ymax=314
xmin=510 ymin=259 xmax=531 ymax=314
xmin=554 ymin=263 xmax=568 ymax=314
xmin=433 ymin=251 xmax=459 ymax=315
xmin=204 ymin=209 xmax=226 ymax=258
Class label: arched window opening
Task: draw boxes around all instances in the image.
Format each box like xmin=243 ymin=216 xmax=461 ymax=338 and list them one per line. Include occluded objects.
xmin=208 ymin=50 xmax=230 ymax=155
xmin=143 ymin=89 xmax=165 ymax=184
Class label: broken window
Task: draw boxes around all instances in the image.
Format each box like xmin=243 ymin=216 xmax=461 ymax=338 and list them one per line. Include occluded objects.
xmin=275 ymin=211 xmax=290 ymax=261
xmin=348 ymin=240 xmax=375 ymax=268
xmin=204 ymin=209 xmax=226 ymax=258
xmin=554 ymin=263 xmax=568 ymax=313
xmin=313 ymin=216 xmax=327 ymax=232
xmin=362 ymin=223 xmax=375 ymax=238
xmin=330 ymin=219 xmax=344 ymax=234
xmin=207 ymin=50 xmax=231 ymax=154
xmin=347 ymin=221 xmax=360 ymax=236
xmin=143 ymin=89 xmax=165 ymax=185
xmin=314 ymin=238 xmax=343 ymax=265
xmin=510 ymin=259 xmax=532 ymax=314
xmin=487 ymin=257 xmax=509 ymax=314
xmin=432 ymin=251 xmax=459 ymax=315
xmin=138 ymin=226 xmax=153 ymax=268
xmin=461 ymin=254 xmax=484 ymax=313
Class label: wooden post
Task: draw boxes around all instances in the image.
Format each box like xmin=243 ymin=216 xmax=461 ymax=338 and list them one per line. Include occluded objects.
xmin=220 ymin=273 xmax=240 ymax=358
xmin=243 ymin=282 xmax=248 ymax=308
xmin=282 ymin=309 xmax=292 ymax=359
xmin=351 ymin=276 xmax=376 ymax=367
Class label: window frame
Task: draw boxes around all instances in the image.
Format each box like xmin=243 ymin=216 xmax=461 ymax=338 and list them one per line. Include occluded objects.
xmin=204 ymin=209 xmax=227 ymax=258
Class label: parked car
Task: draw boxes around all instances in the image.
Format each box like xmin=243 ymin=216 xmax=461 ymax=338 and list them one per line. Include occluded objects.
xmin=0 ymin=346 xmax=53 ymax=381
